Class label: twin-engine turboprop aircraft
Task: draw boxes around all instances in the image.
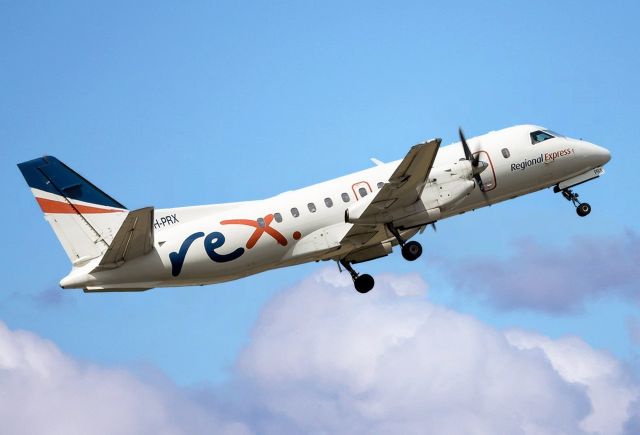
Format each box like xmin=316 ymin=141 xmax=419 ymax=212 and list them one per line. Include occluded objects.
xmin=18 ymin=125 xmax=610 ymax=293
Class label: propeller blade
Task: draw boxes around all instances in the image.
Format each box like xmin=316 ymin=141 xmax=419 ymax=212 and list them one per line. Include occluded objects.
xmin=430 ymin=222 xmax=437 ymax=232
xmin=458 ymin=128 xmax=473 ymax=161
xmin=472 ymin=153 xmax=481 ymax=168
xmin=474 ymin=174 xmax=490 ymax=201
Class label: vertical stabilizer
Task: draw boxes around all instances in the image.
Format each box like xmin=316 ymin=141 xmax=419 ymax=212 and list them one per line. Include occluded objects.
xmin=17 ymin=156 xmax=128 ymax=266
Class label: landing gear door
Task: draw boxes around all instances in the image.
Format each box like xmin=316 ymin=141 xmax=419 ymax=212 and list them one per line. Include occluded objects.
xmin=473 ymin=151 xmax=497 ymax=192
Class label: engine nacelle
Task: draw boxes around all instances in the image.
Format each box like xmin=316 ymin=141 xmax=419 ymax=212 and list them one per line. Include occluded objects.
xmin=420 ymin=178 xmax=475 ymax=211
xmin=344 ymin=194 xmax=377 ymax=223
xmin=346 ymin=161 xmax=476 ymax=227
xmin=393 ymin=178 xmax=474 ymax=227
xmin=346 ymin=178 xmax=475 ymax=227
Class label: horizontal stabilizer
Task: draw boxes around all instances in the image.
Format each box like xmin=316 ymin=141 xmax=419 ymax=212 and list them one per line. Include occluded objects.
xmin=93 ymin=207 xmax=154 ymax=271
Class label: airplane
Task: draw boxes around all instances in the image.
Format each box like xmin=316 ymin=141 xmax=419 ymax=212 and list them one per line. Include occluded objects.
xmin=17 ymin=125 xmax=611 ymax=294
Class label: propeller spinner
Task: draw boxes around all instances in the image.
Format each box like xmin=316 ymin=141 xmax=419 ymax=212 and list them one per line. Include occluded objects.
xmin=458 ymin=128 xmax=489 ymax=199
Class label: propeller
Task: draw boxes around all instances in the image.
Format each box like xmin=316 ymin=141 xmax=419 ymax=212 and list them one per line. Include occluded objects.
xmin=458 ymin=127 xmax=489 ymax=200
xmin=419 ymin=222 xmax=437 ymax=235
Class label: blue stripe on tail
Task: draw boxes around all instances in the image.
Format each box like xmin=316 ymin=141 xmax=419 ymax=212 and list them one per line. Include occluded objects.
xmin=17 ymin=156 xmax=126 ymax=209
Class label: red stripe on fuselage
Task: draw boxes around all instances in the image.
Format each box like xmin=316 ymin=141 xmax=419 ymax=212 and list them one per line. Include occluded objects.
xmin=36 ymin=197 xmax=125 ymax=214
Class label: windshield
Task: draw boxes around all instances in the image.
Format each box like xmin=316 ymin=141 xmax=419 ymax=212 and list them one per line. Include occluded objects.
xmin=543 ymin=129 xmax=564 ymax=137
xmin=530 ymin=130 xmax=555 ymax=144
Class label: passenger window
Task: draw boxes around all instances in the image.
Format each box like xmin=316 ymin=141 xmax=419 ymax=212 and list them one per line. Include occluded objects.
xmin=291 ymin=207 xmax=299 ymax=218
xmin=341 ymin=192 xmax=350 ymax=202
xmin=377 ymin=182 xmax=384 ymax=189
xmin=359 ymin=187 xmax=368 ymax=197
xmin=530 ymin=130 xmax=554 ymax=144
xmin=501 ymin=148 xmax=510 ymax=158
xmin=324 ymin=198 xmax=333 ymax=208
xmin=308 ymin=202 xmax=316 ymax=213
xmin=257 ymin=217 xmax=265 ymax=228
xmin=274 ymin=212 xmax=282 ymax=223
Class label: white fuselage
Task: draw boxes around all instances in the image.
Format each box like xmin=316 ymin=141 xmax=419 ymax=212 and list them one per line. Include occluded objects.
xmin=60 ymin=125 xmax=611 ymax=291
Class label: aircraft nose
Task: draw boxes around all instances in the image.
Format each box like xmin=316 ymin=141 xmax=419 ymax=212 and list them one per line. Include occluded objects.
xmin=590 ymin=143 xmax=611 ymax=166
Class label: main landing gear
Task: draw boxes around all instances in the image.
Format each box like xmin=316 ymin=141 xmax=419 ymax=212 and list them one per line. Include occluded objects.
xmin=339 ymin=225 xmax=424 ymax=294
xmin=339 ymin=259 xmax=375 ymax=294
xmin=387 ymin=223 xmax=423 ymax=261
xmin=559 ymin=187 xmax=592 ymax=217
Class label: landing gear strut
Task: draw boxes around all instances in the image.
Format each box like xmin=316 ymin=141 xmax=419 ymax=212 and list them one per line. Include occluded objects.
xmin=386 ymin=224 xmax=423 ymax=261
xmin=560 ymin=188 xmax=591 ymax=217
xmin=339 ymin=259 xmax=375 ymax=293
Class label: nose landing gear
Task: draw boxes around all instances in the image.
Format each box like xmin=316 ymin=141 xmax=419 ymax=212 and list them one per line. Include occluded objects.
xmin=561 ymin=188 xmax=592 ymax=217
xmin=576 ymin=202 xmax=592 ymax=217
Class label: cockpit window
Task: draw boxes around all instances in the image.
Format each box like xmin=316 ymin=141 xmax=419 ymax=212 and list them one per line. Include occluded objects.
xmin=530 ymin=130 xmax=555 ymax=144
xmin=543 ymin=130 xmax=564 ymax=137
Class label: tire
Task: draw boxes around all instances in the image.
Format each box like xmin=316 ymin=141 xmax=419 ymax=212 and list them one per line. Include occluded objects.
xmin=576 ymin=203 xmax=591 ymax=217
xmin=354 ymin=274 xmax=375 ymax=293
xmin=401 ymin=241 xmax=423 ymax=261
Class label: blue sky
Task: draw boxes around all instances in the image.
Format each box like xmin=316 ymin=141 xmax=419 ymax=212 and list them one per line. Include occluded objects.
xmin=1 ymin=0 xmax=638 ymax=404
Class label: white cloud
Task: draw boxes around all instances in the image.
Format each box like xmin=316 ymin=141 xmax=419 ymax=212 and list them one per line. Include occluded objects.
xmin=507 ymin=330 xmax=639 ymax=435
xmin=1 ymin=269 xmax=638 ymax=435
xmin=236 ymin=269 xmax=639 ymax=435
xmin=0 ymin=321 xmax=250 ymax=435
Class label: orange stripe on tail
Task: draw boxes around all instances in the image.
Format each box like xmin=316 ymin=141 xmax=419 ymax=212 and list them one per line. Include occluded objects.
xmin=36 ymin=197 xmax=125 ymax=214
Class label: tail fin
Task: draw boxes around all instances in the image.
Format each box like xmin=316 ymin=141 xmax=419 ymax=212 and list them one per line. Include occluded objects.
xmin=17 ymin=156 xmax=128 ymax=266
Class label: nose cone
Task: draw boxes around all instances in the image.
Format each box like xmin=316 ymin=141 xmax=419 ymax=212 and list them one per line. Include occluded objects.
xmin=591 ymin=143 xmax=611 ymax=167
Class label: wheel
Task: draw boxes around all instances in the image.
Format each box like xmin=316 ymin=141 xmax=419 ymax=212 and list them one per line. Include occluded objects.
xmin=576 ymin=203 xmax=591 ymax=217
xmin=354 ymin=274 xmax=375 ymax=293
xmin=401 ymin=241 xmax=423 ymax=261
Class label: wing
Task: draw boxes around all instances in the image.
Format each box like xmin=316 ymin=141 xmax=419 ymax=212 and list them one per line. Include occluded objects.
xmin=341 ymin=138 xmax=441 ymax=247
